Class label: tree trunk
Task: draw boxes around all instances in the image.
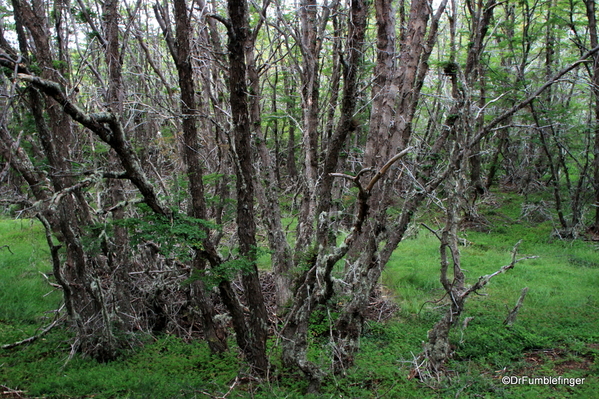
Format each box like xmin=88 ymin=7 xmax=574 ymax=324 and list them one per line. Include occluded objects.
xmin=279 ymin=0 xmax=369 ymax=388
xmin=245 ymin=19 xmax=294 ymax=309
xmin=226 ymin=0 xmax=269 ymax=374
xmin=583 ymin=0 xmax=599 ymax=233
xmin=295 ymin=0 xmax=326 ymax=257
xmin=171 ymin=0 xmax=228 ymax=354
xmin=332 ymin=0 xmax=448 ymax=372
xmin=101 ymin=0 xmax=135 ymax=334
xmin=11 ymin=0 xmax=126 ymax=360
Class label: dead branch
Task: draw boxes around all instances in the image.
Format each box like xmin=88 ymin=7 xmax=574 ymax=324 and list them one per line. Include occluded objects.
xmin=470 ymin=43 xmax=599 ymax=147
xmin=329 ymin=172 xmax=363 ymax=183
xmin=462 ymin=241 xmax=538 ymax=297
xmin=39 ymin=271 xmax=62 ymax=289
xmin=0 ymin=245 xmax=13 ymax=255
xmin=0 ymin=385 xmax=26 ymax=398
xmin=47 ymin=173 xmax=104 ymax=212
xmin=365 ymin=146 xmax=413 ymax=192
xmin=420 ymin=223 xmax=441 ymax=240
xmin=330 ymin=147 xmax=411 ymax=197
xmin=2 ymin=313 xmax=65 ymax=350
xmin=504 ymin=287 xmax=529 ymax=325
xmin=15 ymin=73 xmax=168 ymax=217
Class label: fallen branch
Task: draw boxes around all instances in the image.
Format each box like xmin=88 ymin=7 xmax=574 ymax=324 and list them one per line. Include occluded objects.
xmin=0 ymin=245 xmax=14 ymax=254
xmin=2 ymin=311 xmax=65 ymax=350
xmin=0 ymin=384 xmax=26 ymax=398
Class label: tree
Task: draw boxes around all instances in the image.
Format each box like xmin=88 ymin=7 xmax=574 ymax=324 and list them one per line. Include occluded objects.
xmin=2 ymin=0 xmax=599 ymax=389
xmin=167 ymin=0 xmax=228 ymax=354
xmin=329 ymin=0 xmax=449 ymax=374
xmin=4 ymin=0 xmax=136 ymax=359
xmin=582 ymin=0 xmax=599 ymax=235
xmin=223 ymin=0 xmax=270 ymax=373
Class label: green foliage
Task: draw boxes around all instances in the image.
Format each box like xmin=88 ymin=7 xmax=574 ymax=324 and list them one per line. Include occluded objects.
xmin=51 ymin=59 xmax=68 ymax=72
xmin=74 ymin=7 xmax=97 ymax=23
xmin=189 ymin=247 xmax=264 ymax=289
xmin=116 ymin=204 xmax=217 ymax=262
xmin=169 ymin=173 xmax=189 ymax=206
xmin=0 ymin=5 xmax=12 ymax=17
xmin=307 ymin=305 xmax=338 ymax=338
xmin=379 ymin=191 xmax=599 ymax=397
xmin=457 ymin=323 xmax=550 ymax=366
xmin=203 ymin=173 xmax=236 ymax=221
xmin=28 ymin=63 xmax=42 ymax=75
xmin=81 ymin=220 xmax=112 ymax=256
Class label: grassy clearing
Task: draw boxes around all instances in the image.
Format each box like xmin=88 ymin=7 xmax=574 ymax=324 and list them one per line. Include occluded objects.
xmin=378 ymin=192 xmax=599 ymax=398
xmin=1 ymin=192 xmax=598 ymax=398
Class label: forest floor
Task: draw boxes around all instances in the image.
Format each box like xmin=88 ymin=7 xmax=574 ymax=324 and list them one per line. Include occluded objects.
xmin=0 ymin=189 xmax=598 ymax=398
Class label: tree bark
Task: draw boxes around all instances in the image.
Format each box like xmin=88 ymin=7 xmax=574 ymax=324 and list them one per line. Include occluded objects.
xmin=279 ymin=0 xmax=369 ymax=388
xmin=332 ymin=0 xmax=447 ymax=373
xmin=244 ymin=9 xmax=295 ymax=308
xmin=294 ymin=0 xmax=327 ymax=257
xmin=171 ymin=0 xmax=228 ymax=354
xmin=583 ymin=0 xmax=599 ymax=232
xmin=11 ymin=0 xmax=125 ymax=360
xmin=225 ymin=0 xmax=270 ymax=374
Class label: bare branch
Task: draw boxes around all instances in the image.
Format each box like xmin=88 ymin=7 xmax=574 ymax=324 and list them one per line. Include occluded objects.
xmin=365 ymin=146 xmax=413 ymax=192
xmin=470 ymin=44 xmax=599 ymax=147
xmin=462 ymin=241 xmax=538 ymax=297
xmin=153 ymin=3 xmax=178 ymax=63
xmin=504 ymin=287 xmax=529 ymax=326
xmin=207 ymin=14 xmax=232 ymax=32
xmin=16 ymin=73 xmax=168 ymax=216
xmin=17 ymin=74 xmax=113 ymax=140
xmin=2 ymin=312 xmax=65 ymax=350
xmin=329 ymin=167 xmax=374 ymax=197
xmin=0 ymin=245 xmax=14 ymax=255
xmin=421 ymin=223 xmax=442 ymax=240
xmin=329 ymin=172 xmax=360 ymax=182
xmin=75 ymin=0 xmax=108 ymax=49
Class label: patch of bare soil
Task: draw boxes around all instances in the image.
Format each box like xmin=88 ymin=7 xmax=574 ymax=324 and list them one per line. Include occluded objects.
xmin=521 ymin=346 xmax=596 ymax=375
xmin=585 ymin=226 xmax=599 ymax=241
xmin=0 ymin=385 xmax=29 ymax=399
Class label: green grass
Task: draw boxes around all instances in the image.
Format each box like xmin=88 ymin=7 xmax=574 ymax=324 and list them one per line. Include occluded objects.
xmin=1 ymin=190 xmax=598 ymax=398
xmin=1 ymin=331 xmax=240 ymax=398
xmin=379 ymin=193 xmax=599 ymax=398
xmin=0 ymin=219 xmax=61 ymax=328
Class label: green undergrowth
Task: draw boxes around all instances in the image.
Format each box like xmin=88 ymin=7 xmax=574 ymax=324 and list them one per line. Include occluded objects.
xmin=380 ymin=191 xmax=599 ymax=398
xmin=0 ymin=219 xmax=60 ymax=329
xmin=1 ymin=189 xmax=599 ymax=398
xmin=1 ymin=330 xmax=240 ymax=398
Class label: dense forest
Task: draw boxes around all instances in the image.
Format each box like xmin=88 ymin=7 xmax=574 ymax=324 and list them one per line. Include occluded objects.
xmin=0 ymin=0 xmax=598 ymax=395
